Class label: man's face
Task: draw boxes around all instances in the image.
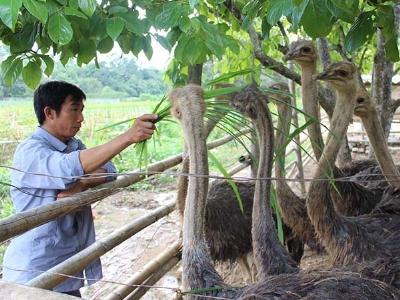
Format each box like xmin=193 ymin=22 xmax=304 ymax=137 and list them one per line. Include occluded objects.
xmin=47 ymin=96 xmax=84 ymax=141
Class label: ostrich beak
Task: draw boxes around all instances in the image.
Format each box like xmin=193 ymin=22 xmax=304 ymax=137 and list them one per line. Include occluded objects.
xmin=313 ymin=71 xmax=331 ymax=81
xmin=283 ymin=51 xmax=297 ymax=62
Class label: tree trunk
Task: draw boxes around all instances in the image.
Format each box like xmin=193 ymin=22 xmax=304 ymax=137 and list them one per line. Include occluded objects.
xmin=317 ymin=38 xmax=352 ymax=167
xmin=370 ymin=29 xmax=395 ymax=157
xmin=188 ymin=64 xmax=203 ymax=85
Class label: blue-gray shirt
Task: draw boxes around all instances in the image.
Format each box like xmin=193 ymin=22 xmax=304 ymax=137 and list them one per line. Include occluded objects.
xmin=2 ymin=127 xmax=116 ymax=292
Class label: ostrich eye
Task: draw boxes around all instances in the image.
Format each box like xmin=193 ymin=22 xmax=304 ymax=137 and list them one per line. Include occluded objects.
xmin=302 ymin=47 xmax=311 ymax=53
xmin=336 ymin=70 xmax=348 ymax=77
xmin=357 ymin=97 xmax=365 ymax=104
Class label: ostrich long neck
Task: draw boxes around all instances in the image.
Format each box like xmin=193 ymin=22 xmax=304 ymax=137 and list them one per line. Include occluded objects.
xmin=361 ymin=110 xmax=400 ymax=189
xmin=252 ymin=101 xmax=298 ymax=278
xmin=275 ymin=99 xmax=298 ymax=197
xmin=182 ymin=109 xmax=209 ymax=243
xmin=301 ymin=62 xmax=325 ymax=160
xmin=179 ymin=94 xmax=224 ymax=292
xmin=307 ymin=87 xmax=356 ymax=237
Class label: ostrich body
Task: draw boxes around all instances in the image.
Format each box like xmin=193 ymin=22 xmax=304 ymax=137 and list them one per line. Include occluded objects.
xmin=285 ymin=41 xmax=382 ymax=216
xmin=170 ymin=84 xmax=400 ymax=300
xmin=307 ymin=61 xmax=400 ymax=266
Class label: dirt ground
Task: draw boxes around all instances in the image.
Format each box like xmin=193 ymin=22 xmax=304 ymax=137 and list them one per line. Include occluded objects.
xmin=81 ymin=144 xmax=400 ymax=300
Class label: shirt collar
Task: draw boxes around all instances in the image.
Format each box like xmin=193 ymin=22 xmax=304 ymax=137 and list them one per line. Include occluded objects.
xmin=33 ymin=127 xmax=68 ymax=152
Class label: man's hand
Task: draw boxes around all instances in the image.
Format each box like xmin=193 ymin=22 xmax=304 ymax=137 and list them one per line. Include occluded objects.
xmin=57 ymin=181 xmax=87 ymax=199
xmin=127 ymin=114 xmax=158 ymax=143
xmin=57 ymin=168 xmax=107 ymax=199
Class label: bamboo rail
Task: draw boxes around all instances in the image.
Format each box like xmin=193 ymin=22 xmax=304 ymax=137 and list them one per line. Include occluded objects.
xmin=125 ymin=256 xmax=180 ymax=300
xmin=0 ymin=129 xmax=250 ymax=243
xmin=0 ymin=281 xmax=76 ymax=299
xmin=27 ymin=201 xmax=176 ymax=289
xmin=104 ymin=241 xmax=182 ymax=300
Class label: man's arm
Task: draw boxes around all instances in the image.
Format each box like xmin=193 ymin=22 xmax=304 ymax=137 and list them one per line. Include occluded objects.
xmin=79 ymin=114 xmax=157 ymax=174
xmin=57 ymin=167 xmax=108 ymax=198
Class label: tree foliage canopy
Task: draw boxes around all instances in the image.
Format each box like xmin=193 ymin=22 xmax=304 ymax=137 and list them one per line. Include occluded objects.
xmin=0 ymin=0 xmax=398 ymax=89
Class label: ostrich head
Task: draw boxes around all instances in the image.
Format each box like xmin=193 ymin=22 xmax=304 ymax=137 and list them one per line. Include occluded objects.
xmin=268 ymin=82 xmax=291 ymax=107
xmin=283 ymin=40 xmax=317 ymax=64
xmin=314 ymin=61 xmax=359 ymax=94
xmin=353 ymin=87 xmax=376 ymax=118
xmin=229 ymin=84 xmax=269 ymax=119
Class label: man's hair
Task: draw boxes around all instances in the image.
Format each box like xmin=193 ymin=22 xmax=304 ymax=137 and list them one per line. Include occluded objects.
xmin=34 ymin=81 xmax=86 ymax=125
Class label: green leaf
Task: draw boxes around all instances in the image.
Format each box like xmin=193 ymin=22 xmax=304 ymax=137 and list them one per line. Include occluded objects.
xmin=106 ymin=17 xmax=125 ymax=40
xmin=206 ymin=69 xmax=254 ymax=86
xmin=22 ymin=60 xmax=42 ymax=89
xmin=301 ymin=0 xmax=335 ymax=37
xmin=40 ymin=55 xmax=54 ymax=76
xmin=209 ymin=151 xmax=244 ymax=213
xmin=48 ymin=13 xmax=74 ymax=45
xmin=203 ymin=86 xmax=242 ymax=99
xmin=0 ymin=0 xmax=22 ymax=31
xmin=10 ymin=23 xmax=37 ymax=53
xmin=344 ymin=11 xmax=374 ymax=53
xmin=78 ymin=0 xmax=96 ymax=17
xmin=183 ymin=37 xmax=207 ymax=64
xmin=2 ymin=56 xmax=23 ymax=86
xmin=261 ymin=17 xmax=272 ymax=39
xmin=189 ymin=0 xmax=198 ymax=9
xmin=97 ymin=37 xmax=114 ymax=53
xmin=108 ymin=5 xmax=128 ymax=15
xmin=69 ymin=0 xmax=79 ymax=9
xmin=155 ymin=3 xmax=183 ymax=29
xmin=22 ymin=0 xmax=47 ymax=23
xmin=384 ymin=37 xmax=399 ymax=62
xmin=290 ymin=0 xmax=309 ymax=30
xmin=64 ymin=6 xmax=88 ymax=19
xmin=266 ymin=0 xmax=293 ymax=25
xmin=154 ymin=34 xmax=172 ymax=51
xmin=121 ymin=12 xmax=150 ymax=35
xmin=142 ymin=35 xmax=153 ymax=60
xmin=77 ymin=39 xmax=96 ymax=64
xmin=327 ymin=0 xmax=359 ymax=23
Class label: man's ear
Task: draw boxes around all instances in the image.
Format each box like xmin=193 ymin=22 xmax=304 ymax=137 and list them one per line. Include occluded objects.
xmin=43 ymin=106 xmax=56 ymax=121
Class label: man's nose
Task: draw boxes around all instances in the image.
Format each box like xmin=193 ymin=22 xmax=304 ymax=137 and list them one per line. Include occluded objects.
xmin=77 ymin=112 xmax=84 ymax=123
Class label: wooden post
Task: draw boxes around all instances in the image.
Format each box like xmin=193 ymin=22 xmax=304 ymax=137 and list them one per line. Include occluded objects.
xmin=104 ymin=241 xmax=182 ymax=300
xmin=27 ymin=202 xmax=175 ymax=290
xmin=0 ymin=130 xmax=250 ymax=243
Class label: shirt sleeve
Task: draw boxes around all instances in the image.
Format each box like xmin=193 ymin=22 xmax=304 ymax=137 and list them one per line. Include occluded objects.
xmin=76 ymin=138 xmax=117 ymax=181
xmin=12 ymin=143 xmax=84 ymax=190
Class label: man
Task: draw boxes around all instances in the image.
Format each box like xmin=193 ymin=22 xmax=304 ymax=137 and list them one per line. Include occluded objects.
xmin=2 ymin=81 xmax=157 ymax=297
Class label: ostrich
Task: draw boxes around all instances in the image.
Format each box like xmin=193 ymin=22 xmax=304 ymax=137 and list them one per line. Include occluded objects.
xmin=284 ymin=40 xmax=382 ymax=216
xmin=270 ymin=82 xmax=322 ymax=253
xmin=307 ymin=61 xmax=400 ymax=266
xmin=175 ymin=82 xmax=303 ymax=280
xmin=169 ymin=84 xmax=400 ymax=300
xmin=205 ymin=84 xmax=304 ymax=267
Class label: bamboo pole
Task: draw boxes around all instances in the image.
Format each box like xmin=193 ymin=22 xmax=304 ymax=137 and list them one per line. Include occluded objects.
xmin=0 ymin=130 xmax=250 ymax=243
xmin=0 ymin=281 xmax=76 ymax=299
xmin=104 ymin=241 xmax=182 ymax=300
xmin=27 ymin=201 xmax=175 ymax=290
xmin=124 ymin=257 xmax=180 ymax=300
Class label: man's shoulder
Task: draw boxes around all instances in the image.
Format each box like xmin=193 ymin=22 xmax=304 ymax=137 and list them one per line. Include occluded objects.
xmin=13 ymin=134 xmax=50 ymax=158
